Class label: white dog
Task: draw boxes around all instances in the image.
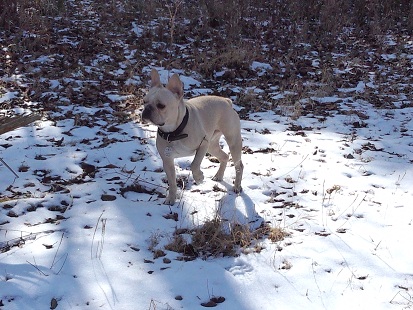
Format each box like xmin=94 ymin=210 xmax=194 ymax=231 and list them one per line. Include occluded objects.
xmin=142 ymin=69 xmax=243 ymax=205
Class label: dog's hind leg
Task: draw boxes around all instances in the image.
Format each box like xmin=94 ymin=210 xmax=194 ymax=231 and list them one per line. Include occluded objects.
xmin=227 ymin=132 xmax=243 ymax=193
xmin=209 ymin=131 xmax=229 ymax=181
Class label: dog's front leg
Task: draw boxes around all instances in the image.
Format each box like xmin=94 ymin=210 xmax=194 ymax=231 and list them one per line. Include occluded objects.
xmin=162 ymin=157 xmax=177 ymax=205
xmin=191 ymin=139 xmax=209 ymax=184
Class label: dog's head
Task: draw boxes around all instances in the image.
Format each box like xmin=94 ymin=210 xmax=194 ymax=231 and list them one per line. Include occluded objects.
xmin=142 ymin=69 xmax=184 ymax=128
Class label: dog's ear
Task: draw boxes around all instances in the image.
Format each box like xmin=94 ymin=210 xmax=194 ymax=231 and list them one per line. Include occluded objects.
xmin=150 ymin=69 xmax=161 ymax=87
xmin=166 ymin=74 xmax=183 ymax=98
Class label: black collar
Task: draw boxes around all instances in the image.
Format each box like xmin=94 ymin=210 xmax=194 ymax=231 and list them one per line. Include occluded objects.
xmin=158 ymin=107 xmax=189 ymax=142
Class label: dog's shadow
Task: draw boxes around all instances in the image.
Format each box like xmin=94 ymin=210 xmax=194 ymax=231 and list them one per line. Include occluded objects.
xmin=215 ymin=181 xmax=263 ymax=231
xmin=174 ymin=159 xmax=263 ymax=230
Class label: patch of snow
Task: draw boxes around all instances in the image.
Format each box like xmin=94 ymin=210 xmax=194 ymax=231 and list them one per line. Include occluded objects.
xmin=0 ymin=91 xmax=19 ymax=103
xmin=251 ymin=61 xmax=272 ymax=76
xmin=132 ymin=22 xmax=144 ymax=37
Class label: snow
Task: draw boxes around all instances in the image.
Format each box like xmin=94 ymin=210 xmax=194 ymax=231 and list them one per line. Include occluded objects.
xmin=250 ymin=61 xmax=272 ymax=76
xmin=1 ymin=84 xmax=412 ymax=309
xmin=132 ymin=22 xmax=144 ymax=37
xmin=0 ymin=92 xmax=18 ymax=104
xmin=144 ymin=67 xmax=202 ymax=88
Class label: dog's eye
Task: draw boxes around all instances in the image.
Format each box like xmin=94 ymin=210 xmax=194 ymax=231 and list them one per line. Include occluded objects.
xmin=157 ymin=103 xmax=166 ymax=110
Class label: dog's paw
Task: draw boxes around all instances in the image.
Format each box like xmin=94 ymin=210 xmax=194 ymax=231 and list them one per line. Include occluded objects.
xmin=212 ymin=174 xmax=223 ymax=182
xmin=193 ymin=172 xmax=204 ymax=184
xmin=232 ymin=185 xmax=242 ymax=194
xmin=164 ymin=196 xmax=176 ymax=205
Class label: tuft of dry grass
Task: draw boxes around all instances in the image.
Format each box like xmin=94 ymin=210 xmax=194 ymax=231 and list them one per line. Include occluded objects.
xmin=165 ymin=216 xmax=289 ymax=259
xmin=191 ymin=218 xmax=239 ymax=257
xmin=268 ymin=226 xmax=288 ymax=243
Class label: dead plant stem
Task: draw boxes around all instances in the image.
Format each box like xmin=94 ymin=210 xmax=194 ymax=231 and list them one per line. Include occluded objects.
xmin=91 ymin=211 xmax=105 ymax=259
xmin=51 ymin=232 xmax=64 ymax=269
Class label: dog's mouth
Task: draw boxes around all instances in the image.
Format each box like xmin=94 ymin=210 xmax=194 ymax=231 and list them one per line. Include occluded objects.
xmin=142 ymin=117 xmax=164 ymax=127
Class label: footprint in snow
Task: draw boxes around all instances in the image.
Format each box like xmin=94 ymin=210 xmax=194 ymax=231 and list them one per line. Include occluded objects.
xmin=226 ymin=259 xmax=253 ymax=276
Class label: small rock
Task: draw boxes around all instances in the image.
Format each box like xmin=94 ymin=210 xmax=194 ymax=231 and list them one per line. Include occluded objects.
xmin=50 ymin=298 xmax=58 ymax=309
xmin=101 ymin=194 xmax=116 ymax=201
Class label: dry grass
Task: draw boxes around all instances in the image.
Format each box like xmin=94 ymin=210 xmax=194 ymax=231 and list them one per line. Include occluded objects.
xmin=196 ymin=44 xmax=257 ymax=78
xmin=2 ymin=0 xmax=411 ymax=43
xmin=165 ymin=217 xmax=289 ymax=259
xmin=0 ymin=0 xmax=64 ymax=30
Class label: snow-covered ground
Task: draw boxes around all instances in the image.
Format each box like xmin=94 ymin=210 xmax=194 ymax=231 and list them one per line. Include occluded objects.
xmin=1 ymin=2 xmax=413 ymax=309
xmin=1 ymin=70 xmax=412 ymax=309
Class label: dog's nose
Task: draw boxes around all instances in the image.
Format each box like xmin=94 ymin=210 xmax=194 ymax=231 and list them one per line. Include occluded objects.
xmin=142 ymin=106 xmax=152 ymax=122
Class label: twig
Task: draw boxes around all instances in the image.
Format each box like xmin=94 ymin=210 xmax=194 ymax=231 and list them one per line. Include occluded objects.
xmin=97 ymin=218 xmax=107 ymax=259
xmin=336 ymin=193 xmax=367 ymax=227
xmin=166 ymin=0 xmax=183 ymax=46
xmin=176 ymin=173 xmax=187 ymax=209
xmin=27 ymin=258 xmax=48 ymax=276
xmin=311 ymin=260 xmax=327 ymax=310
xmin=390 ymin=290 xmax=412 ymax=305
xmin=51 ymin=232 xmax=65 ymax=269
xmin=0 ymin=157 xmax=19 ymax=178
xmin=91 ymin=211 xmax=105 ymax=259
xmin=56 ymin=253 xmax=68 ymax=275
xmin=276 ymin=154 xmax=309 ymax=179
xmin=134 ymin=175 xmax=168 ymax=190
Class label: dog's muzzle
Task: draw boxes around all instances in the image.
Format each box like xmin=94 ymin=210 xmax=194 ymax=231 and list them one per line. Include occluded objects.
xmin=141 ymin=106 xmax=152 ymax=123
xmin=141 ymin=106 xmax=164 ymax=126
